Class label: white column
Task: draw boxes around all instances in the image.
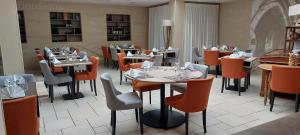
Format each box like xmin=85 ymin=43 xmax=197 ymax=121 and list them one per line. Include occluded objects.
xmin=0 ymin=0 xmax=25 ymax=75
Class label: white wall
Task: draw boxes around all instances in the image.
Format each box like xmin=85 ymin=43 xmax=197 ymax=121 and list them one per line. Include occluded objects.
xmin=0 ymin=0 xmax=25 ymax=75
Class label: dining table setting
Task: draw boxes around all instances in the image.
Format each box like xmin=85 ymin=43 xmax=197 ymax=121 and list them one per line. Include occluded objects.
xmin=124 ymin=63 xmax=203 ymax=129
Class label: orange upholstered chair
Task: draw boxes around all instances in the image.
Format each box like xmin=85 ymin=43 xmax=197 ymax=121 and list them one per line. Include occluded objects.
xmin=204 ymin=50 xmax=220 ymax=77
xmin=74 ymin=56 xmax=99 ymax=96
xmin=221 ymin=58 xmax=247 ymax=96
xmin=3 ymin=96 xmax=39 ymax=135
xmin=270 ymin=66 xmax=300 ymax=112
xmin=144 ymin=50 xmax=152 ymax=55
xmin=101 ymin=46 xmax=111 ymax=67
xmin=116 ymin=53 xmax=131 ymax=85
xmin=132 ymin=80 xmax=160 ymax=104
xmin=36 ymin=53 xmax=64 ymax=74
xmin=166 ymin=76 xmax=214 ymax=134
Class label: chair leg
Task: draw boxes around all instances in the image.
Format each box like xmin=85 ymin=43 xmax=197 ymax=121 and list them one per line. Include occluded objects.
xmin=67 ymin=84 xmax=70 ymax=95
xmin=244 ymin=77 xmax=248 ymax=89
xmin=270 ymin=91 xmax=275 ymax=112
xmin=185 ymin=113 xmax=189 ymax=135
xmin=149 ymin=91 xmax=151 ymax=104
xmin=135 ymin=109 xmax=138 ymax=123
xmin=170 ymin=89 xmax=174 ymax=111
xmin=139 ymin=108 xmax=144 ymax=134
xmin=90 ymin=80 xmax=93 ymax=92
xmin=238 ymin=79 xmax=241 ymax=96
xmin=49 ymin=85 xmax=54 ymax=103
xmin=77 ymin=80 xmax=80 ymax=94
xmin=227 ymin=78 xmax=230 ymax=87
xmin=112 ymin=110 xmax=116 ymax=135
xmin=215 ymin=65 xmax=219 ymax=78
xmin=93 ymin=80 xmax=97 ymax=96
xmin=139 ymin=91 xmax=143 ymax=101
xmin=120 ymin=70 xmax=122 ymax=85
xmin=203 ymin=109 xmax=207 ymax=133
xmin=221 ymin=77 xmax=225 ymax=93
xmin=295 ymin=94 xmax=299 ymax=112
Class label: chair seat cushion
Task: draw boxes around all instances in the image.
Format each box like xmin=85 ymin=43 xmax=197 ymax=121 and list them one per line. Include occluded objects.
xmin=133 ymin=81 xmax=160 ymax=92
xmin=74 ymin=72 xmax=94 ymax=80
xmin=51 ymin=67 xmax=64 ymax=73
xmin=117 ymin=92 xmax=143 ymax=110
xmin=55 ymin=74 xmax=72 ymax=83
xmin=170 ymin=83 xmax=187 ymax=93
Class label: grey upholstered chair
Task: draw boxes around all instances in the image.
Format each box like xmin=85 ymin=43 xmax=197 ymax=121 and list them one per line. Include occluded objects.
xmin=165 ymin=48 xmax=180 ymax=65
xmin=100 ymin=73 xmax=143 ymax=135
xmin=39 ymin=60 xmax=72 ymax=103
xmin=170 ymin=64 xmax=209 ymax=100
xmin=153 ymin=55 xmax=163 ymax=66
xmin=109 ymin=47 xmax=118 ymax=69
xmin=193 ymin=47 xmax=203 ymax=64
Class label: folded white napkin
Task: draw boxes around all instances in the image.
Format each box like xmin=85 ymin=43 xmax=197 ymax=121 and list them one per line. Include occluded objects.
xmin=72 ymin=51 xmax=77 ymax=55
xmin=129 ymin=45 xmax=135 ymax=49
xmin=211 ymin=47 xmax=218 ymax=51
xmin=152 ymin=48 xmax=158 ymax=52
xmin=141 ymin=61 xmax=153 ymax=69
xmin=116 ymin=46 xmax=121 ymax=50
xmin=49 ymin=52 xmax=55 ymax=57
xmin=229 ymin=53 xmax=241 ymax=58
xmin=184 ymin=62 xmax=194 ymax=70
xmin=167 ymin=46 xmax=172 ymax=51
xmin=292 ymin=49 xmax=300 ymax=54
xmin=149 ymin=52 xmax=154 ymax=57
xmin=202 ymin=46 xmax=208 ymax=50
xmin=233 ymin=47 xmax=239 ymax=52
xmin=127 ymin=51 xmax=133 ymax=57
xmin=220 ymin=45 xmax=228 ymax=51
xmin=129 ymin=68 xmax=142 ymax=78
xmin=53 ymin=57 xmax=61 ymax=64
xmin=238 ymin=51 xmax=245 ymax=57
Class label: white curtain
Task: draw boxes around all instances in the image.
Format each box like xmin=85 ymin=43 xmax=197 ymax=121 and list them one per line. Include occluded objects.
xmin=148 ymin=5 xmax=170 ymax=50
xmin=184 ymin=3 xmax=219 ymax=62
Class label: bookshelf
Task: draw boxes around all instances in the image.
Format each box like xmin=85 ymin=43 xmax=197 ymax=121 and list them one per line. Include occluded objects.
xmin=106 ymin=14 xmax=131 ymax=41
xmin=18 ymin=11 xmax=27 ymax=43
xmin=50 ymin=12 xmax=82 ymax=42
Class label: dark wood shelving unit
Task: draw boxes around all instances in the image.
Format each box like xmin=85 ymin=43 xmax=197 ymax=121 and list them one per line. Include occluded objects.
xmin=106 ymin=14 xmax=131 ymax=41
xmin=18 ymin=11 xmax=27 ymax=43
xmin=50 ymin=12 xmax=82 ymax=42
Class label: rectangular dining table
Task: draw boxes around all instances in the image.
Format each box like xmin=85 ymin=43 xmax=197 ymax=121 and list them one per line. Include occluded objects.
xmin=53 ymin=59 xmax=92 ymax=100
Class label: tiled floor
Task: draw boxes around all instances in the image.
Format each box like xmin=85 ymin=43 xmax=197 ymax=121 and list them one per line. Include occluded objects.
xmin=36 ymin=64 xmax=295 ymax=135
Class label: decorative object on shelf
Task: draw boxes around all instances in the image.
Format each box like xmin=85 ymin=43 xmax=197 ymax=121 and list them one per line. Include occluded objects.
xmin=106 ymin=14 xmax=131 ymax=41
xmin=289 ymin=52 xmax=298 ymax=66
xmin=289 ymin=4 xmax=300 ymax=26
xmin=163 ymin=19 xmax=172 ymax=50
xmin=50 ymin=12 xmax=82 ymax=42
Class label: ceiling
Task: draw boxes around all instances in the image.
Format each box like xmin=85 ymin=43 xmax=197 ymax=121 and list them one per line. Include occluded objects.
xmin=38 ymin=0 xmax=237 ymax=7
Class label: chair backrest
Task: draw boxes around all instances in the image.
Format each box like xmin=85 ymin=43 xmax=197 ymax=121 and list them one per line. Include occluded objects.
xmin=116 ymin=53 xmax=127 ymax=71
xmin=271 ymin=66 xmax=300 ymax=94
xmin=192 ymin=47 xmax=201 ymax=57
xmin=36 ymin=53 xmax=45 ymax=61
xmin=181 ymin=76 xmax=214 ymax=112
xmin=173 ymin=48 xmax=180 ymax=58
xmin=3 ymin=95 xmax=39 ymax=135
xmin=109 ymin=47 xmax=118 ymax=60
xmin=101 ymin=46 xmax=111 ymax=58
xmin=100 ymin=73 xmax=122 ymax=110
xmin=79 ymin=51 xmax=87 ymax=59
xmin=221 ymin=58 xmax=246 ymax=79
xmin=204 ymin=50 xmax=219 ymax=65
xmin=193 ymin=64 xmax=208 ymax=78
xmin=89 ymin=56 xmax=99 ymax=79
xmin=153 ymin=55 xmax=163 ymax=66
xmin=39 ymin=60 xmax=56 ymax=84
xmin=144 ymin=50 xmax=152 ymax=55
xmin=75 ymin=48 xmax=80 ymax=54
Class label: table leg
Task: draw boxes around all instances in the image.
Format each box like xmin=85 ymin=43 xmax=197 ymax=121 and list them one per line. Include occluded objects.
xmin=263 ymin=71 xmax=271 ymax=106
xmin=62 ymin=66 xmax=84 ymax=100
xmin=142 ymin=84 xmax=185 ymax=129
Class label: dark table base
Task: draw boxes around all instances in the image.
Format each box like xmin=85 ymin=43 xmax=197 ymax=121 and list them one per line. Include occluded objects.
xmin=225 ymin=85 xmax=246 ymax=92
xmin=62 ymin=92 xmax=84 ymax=100
xmin=143 ymin=109 xmax=185 ymax=129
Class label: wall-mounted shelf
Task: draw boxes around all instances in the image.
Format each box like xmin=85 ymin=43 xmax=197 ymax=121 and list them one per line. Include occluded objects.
xmin=106 ymin=14 xmax=131 ymax=41
xmin=18 ymin=11 xmax=27 ymax=43
xmin=50 ymin=12 xmax=82 ymax=42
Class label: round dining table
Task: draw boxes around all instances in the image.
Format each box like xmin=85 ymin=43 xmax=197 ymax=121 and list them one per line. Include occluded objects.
xmin=125 ymin=66 xmax=202 ymax=129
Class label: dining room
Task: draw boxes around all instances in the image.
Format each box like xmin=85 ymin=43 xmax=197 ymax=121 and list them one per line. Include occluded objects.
xmin=1 ymin=0 xmax=300 ymax=135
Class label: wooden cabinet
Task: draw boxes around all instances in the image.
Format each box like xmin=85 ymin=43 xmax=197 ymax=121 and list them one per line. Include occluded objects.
xmin=106 ymin=14 xmax=131 ymax=41
xmin=18 ymin=11 xmax=27 ymax=43
xmin=284 ymin=26 xmax=300 ymax=52
xmin=50 ymin=12 xmax=82 ymax=42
